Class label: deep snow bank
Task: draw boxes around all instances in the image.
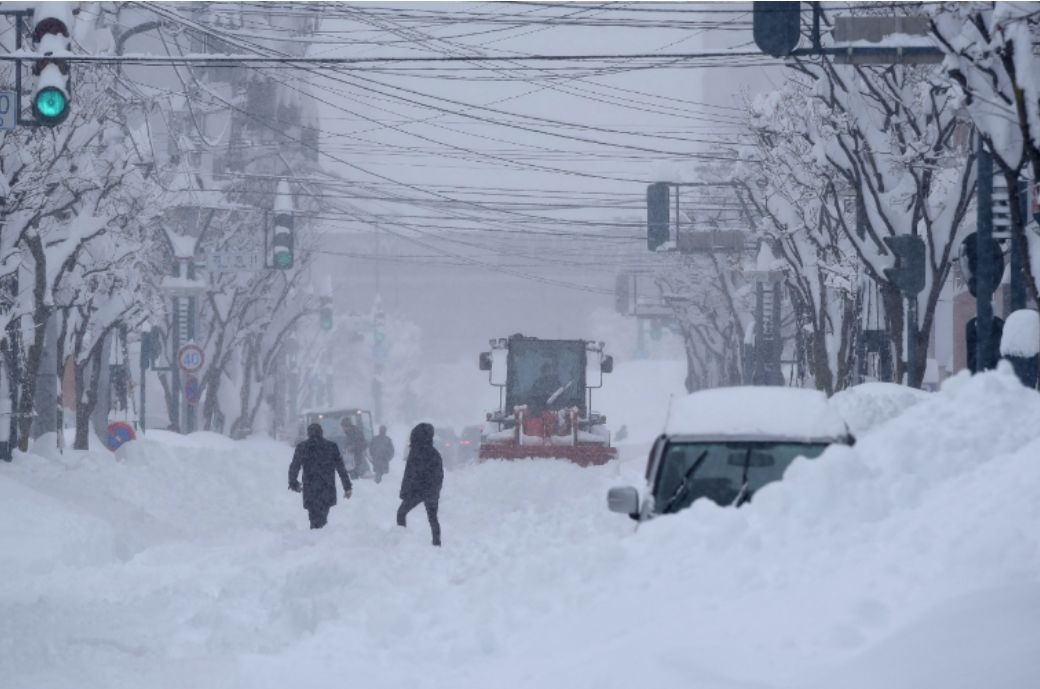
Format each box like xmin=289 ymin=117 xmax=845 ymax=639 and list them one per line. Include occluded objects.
xmin=0 ymin=365 xmax=1038 ymax=689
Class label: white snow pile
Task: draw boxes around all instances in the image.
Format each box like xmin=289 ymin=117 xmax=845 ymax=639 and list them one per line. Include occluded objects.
xmin=1001 ymin=309 xmax=1040 ymax=357
xmin=830 ymin=381 xmax=932 ymax=436
xmin=1 ymin=365 xmax=1039 ymax=689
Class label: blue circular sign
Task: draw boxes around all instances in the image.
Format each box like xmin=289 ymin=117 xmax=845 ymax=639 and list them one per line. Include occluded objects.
xmin=185 ymin=376 xmax=201 ymax=406
xmin=106 ymin=422 xmax=136 ymax=452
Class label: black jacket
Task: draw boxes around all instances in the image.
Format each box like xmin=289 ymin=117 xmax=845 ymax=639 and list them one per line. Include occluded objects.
xmin=400 ymin=423 xmax=443 ymax=501
xmin=289 ymin=436 xmax=352 ymax=509
xmin=370 ymin=434 xmax=394 ymax=467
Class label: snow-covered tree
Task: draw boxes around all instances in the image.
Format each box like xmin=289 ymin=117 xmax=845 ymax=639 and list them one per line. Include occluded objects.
xmin=931 ymin=3 xmax=1040 ymax=369
xmin=741 ymin=91 xmax=862 ymax=394
xmin=0 ymin=46 xmax=164 ymax=448
xmin=753 ymin=40 xmax=976 ymax=387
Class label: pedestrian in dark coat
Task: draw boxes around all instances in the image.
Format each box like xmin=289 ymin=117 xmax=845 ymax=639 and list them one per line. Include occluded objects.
xmin=341 ymin=416 xmax=371 ymax=479
xmin=397 ymin=422 xmax=443 ymax=546
xmin=289 ymin=423 xmax=353 ymax=529
xmin=369 ymin=425 xmax=395 ymax=484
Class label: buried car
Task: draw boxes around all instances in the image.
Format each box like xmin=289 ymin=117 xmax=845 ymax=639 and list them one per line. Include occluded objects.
xmin=608 ymin=386 xmax=854 ymax=520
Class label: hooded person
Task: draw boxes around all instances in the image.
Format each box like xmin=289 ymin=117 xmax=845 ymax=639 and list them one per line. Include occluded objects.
xmin=397 ymin=422 xmax=443 ymax=546
xmin=369 ymin=425 xmax=395 ymax=484
xmin=289 ymin=423 xmax=353 ymax=529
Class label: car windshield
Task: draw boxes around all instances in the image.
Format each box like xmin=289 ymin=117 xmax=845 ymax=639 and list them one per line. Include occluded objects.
xmin=653 ymin=441 xmax=828 ymax=513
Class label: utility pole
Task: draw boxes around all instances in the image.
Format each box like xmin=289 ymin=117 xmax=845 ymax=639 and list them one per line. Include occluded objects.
xmin=976 ymin=138 xmax=998 ymax=372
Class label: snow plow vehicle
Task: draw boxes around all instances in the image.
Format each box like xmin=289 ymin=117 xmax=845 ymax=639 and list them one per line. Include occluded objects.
xmin=478 ymin=334 xmax=616 ymax=467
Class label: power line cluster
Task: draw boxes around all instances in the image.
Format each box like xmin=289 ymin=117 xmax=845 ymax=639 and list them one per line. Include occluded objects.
xmin=104 ymin=2 xmax=784 ymax=292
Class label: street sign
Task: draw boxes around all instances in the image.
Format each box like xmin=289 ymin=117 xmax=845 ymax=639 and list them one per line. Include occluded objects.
xmin=207 ymin=252 xmax=262 ymax=272
xmin=177 ymin=344 xmax=204 ymax=373
xmin=0 ymin=92 xmax=15 ymax=131
xmin=185 ymin=376 xmax=201 ymax=406
xmin=284 ymin=338 xmax=299 ymax=356
xmin=106 ymin=422 xmax=136 ymax=452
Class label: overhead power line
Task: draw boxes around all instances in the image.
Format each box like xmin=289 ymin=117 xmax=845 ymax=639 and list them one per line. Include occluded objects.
xmin=0 ymin=49 xmax=768 ymax=67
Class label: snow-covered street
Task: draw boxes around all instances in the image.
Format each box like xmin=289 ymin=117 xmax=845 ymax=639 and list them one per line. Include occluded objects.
xmin=3 ymin=365 xmax=1039 ymax=689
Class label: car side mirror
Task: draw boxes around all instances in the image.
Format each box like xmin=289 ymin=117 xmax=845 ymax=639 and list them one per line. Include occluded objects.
xmin=601 ymin=355 xmax=614 ymax=374
xmin=479 ymin=352 xmax=492 ymax=371
xmin=608 ymin=486 xmax=639 ymax=516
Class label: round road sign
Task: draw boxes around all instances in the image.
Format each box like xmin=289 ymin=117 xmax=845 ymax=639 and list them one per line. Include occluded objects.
xmin=185 ymin=375 xmax=201 ymax=406
xmin=177 ymin=344 xmax=204 ymax=373
xmin=106 ymin=422 xmax=136 ymax=452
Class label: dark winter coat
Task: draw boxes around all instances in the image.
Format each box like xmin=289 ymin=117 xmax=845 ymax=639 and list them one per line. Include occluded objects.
xmin=399 ymin=423 xmax=443 ymax=501
xmin=342 ymin=423 xmax=368 ymax=459
xmin=370 ymin=434 xmax=395 ymax=471
xmin=289 ymin=436 xmax=352 ymax=510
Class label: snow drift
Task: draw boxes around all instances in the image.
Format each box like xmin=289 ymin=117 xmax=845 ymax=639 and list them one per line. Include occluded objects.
xmin=0 ymin=365 xmax=1038 ymax=689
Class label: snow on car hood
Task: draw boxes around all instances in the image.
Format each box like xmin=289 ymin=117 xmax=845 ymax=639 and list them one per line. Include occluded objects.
xmin=664 ymin=385 xmax=850 ymax=441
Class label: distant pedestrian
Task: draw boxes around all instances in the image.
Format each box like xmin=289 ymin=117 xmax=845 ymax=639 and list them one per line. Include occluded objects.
xmin=289 ymin=423 xmax=352 ymax=529
xmin=397 ymin=422 xmax=443 ymax=546
xmin=341 ymin=416 xmax=371 ymax=479
xmin=369 ymin=425 xmax=395 ymax=484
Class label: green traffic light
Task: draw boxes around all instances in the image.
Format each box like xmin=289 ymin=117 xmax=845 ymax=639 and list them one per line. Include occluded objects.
xmin=274 ymin=250 xmax=293 ymax=268
xmin=34 ymin=87 xmax=68 ymax=125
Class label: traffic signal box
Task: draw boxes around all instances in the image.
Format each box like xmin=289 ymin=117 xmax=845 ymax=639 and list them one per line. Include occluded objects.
xmin=272 ymin=213 xmax=294 ymax=269
xmin=882 ymin=235 xmax=925 ymax=296
xmin=32 ymin=7 xmax=72 ymax=126
xmin=647 ymin=183 xmax=670 ymax=251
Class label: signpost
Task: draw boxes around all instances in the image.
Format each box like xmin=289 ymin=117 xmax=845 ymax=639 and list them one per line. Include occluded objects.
xmin=206 ymin=252 xmax=262 ymax=273
xmin=106 ymin=421 xmax=136 ymax=452
xmin=177 ymin=343 xmax=204 ymax=374
xmin=185 ymin=376 xmax=200 ymax=406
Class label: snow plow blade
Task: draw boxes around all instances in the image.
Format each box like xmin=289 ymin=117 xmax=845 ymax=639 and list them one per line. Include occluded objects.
xmin=478 ymin=444 xmax=616 ymax=467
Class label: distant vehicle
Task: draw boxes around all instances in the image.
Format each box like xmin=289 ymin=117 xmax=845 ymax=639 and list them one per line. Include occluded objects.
xmin=608 ymin=387 xmax=854 ymax=521
xmin=478 ymin=334 xmax=616 ymax=466
xmin=458 ymin=425 xmax=483 ymax=464
xmin=297 ymin=407 xmax=374 ymax=476
xmin=434 ymin=426 xmax=460 ymax=469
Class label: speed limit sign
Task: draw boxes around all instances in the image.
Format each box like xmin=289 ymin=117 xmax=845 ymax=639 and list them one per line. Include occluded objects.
xmin=177 ymin=344 xmax=204 ymax=373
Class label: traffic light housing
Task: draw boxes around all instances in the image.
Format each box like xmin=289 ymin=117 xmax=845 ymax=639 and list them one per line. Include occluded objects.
xmin=140 ymin=330 xmax=160 ymax=369
xmin=319 ymin=305 xmax=333 ymax=331
xmin=615 ymin=273 xmax=631 ymax=315
xmin=272 ymin=212 xmax=294 ymax=269
xmin=753 ymin=1 xmax=802 ymax=57
xmin=882 ymin=235 xmax=926 ymax=296
xmin=958 ymin=232 xmax=1004 ymax=298
xmin=650 ymin=320 xmax=663 ymax=341
xmin=373 ymin=310 xmax=386 ymax=347
xmin=647 ymin=183 xmax=670 ymax=251
xmin=32 ymin=8 xmax=72 ymax=127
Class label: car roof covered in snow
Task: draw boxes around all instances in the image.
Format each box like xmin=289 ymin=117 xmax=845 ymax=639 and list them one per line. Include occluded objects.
xmin=663 ymin=386 xmax=851 ymax=443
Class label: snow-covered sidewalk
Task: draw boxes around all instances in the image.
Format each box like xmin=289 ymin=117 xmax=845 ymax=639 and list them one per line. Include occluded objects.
xmin=2 ymin=366 xmax=1039 ymax=689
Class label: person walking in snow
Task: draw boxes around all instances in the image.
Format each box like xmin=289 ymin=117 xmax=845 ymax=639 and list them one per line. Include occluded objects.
xmin=369 ymin=425 xmax=395 ymax=484
xmin=397 ymin=422 xmax=443 ymax=546
xmin=341 ymin=416 xmax=371 ymax=479
xmin=289 ymin=423 xmax=353 ymax=529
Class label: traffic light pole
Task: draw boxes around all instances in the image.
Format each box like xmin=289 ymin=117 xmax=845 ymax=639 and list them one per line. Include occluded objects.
xmin=5 ymin=10 xmax=41 ymax=128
